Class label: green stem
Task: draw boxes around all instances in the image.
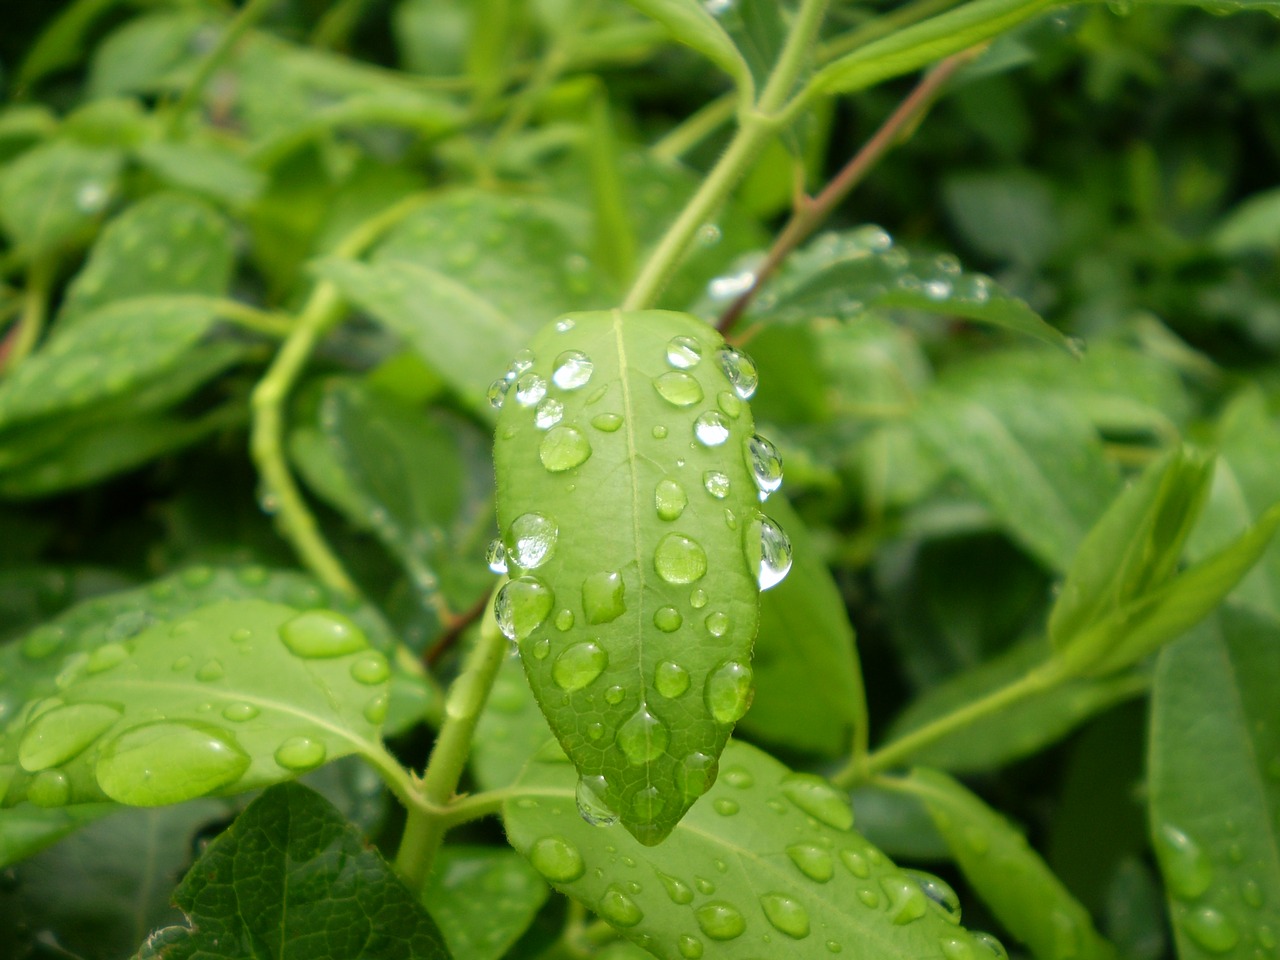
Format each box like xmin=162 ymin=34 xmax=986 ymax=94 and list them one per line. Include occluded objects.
xmin=832 ymin=661 xmax=1065 ymax=789
xmin=4 ymin=257 xmax=53 ymax=370
xmin=621 ymin=0 xmax=830 ymax=310
xmin=395 ymin=588 xmax=509 ymax=891
xmin=211 ymin=298 xmax=294 ymax=337
xmin=651 ymin=95 xmax=737 ymax=163
xmin=818 ymin=0 xmax=963 ymax=63
xmin=167 ymin=0 xmax=277 ymax=135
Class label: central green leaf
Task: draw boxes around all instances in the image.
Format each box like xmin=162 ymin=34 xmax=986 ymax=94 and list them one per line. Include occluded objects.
xmin=493 ymin=310 xmax=786 ymax=844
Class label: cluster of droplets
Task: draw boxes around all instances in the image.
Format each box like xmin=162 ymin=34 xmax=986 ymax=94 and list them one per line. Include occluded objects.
xmin=1153 ymin=821 xmax=1266 ymax=954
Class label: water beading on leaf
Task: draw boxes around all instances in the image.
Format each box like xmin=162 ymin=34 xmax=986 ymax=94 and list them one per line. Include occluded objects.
xmin=492 ymin=310 xmax=792 ymax=845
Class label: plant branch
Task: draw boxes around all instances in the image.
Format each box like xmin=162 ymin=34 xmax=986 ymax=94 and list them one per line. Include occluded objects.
xmin=425 ymin=585 xmax=494 ymax=667
xmin=167 ymin=0 xmax=277 ymax=135
xmin=2 ymin=257 xmax=53 ymax=372
xmin=717 ymin=45 xmax=982 ymax=335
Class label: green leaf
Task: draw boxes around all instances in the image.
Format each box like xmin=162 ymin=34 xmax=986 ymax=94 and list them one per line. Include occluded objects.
xmin=16 ymin=0 xmax=128 ymax=91
xmin=1211 ymin=186 xmax=1280 ymax=254
xmin=885 ymin=638 xmax=1147 ymax=773
xmin=758 ymin=228 xmax=1077 ymax=354
xmin=424 ymin=846 xmax=549 ymax=960
xmin=134 ymin=141 xmax=267 ymax=207
xmin=0 ymin=140 xmax=124 ymax=259
xmin=136 ymin=782 xmax=451 ymax=960
xmin=623 ymin=0 xmax=752 ymax=98
xmin=1 ymin=599 xmax=396 ymax=809
xmin=738 ymin=494 xmax=864 ymax=757
xmin=912 ymin=381 xmax=1120 ymax=572
xmin=1148 ymin=607 xmax=1280 ymax=960
xmin=893 ymin=767 xmax=1116 ymax=960
xmin=0 ymin=804 xmax=114 ymax=869
xmin=86 ymin=10 xmax=209 ymax=99
xmin=504 ymin=738 xmax=993 ymax=957
xmin=493 ymin=311 xmax=775 ymax=845
xmin=472 ymin=652 xmax=554 ymax=791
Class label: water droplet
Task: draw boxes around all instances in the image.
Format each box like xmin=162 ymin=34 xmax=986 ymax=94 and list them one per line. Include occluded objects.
xmin=540 ymin=426 xmax=592 ymax=471
xmin=696 ymin=876 xmax=716 ymax=895
xmin=940 ymin=937 xmax=975 ymax=960
xmin=515 ymin=372 xmax=547 ymax=406
xmin=667 ymin=336 xmax=704 ymax=370
xmin=552 ymin=642 xmax=608 ymax=691
xmin=582 ymin=571 xmax=625 ymax=623
xmin=881 ymin=875 xmax=928 ymax=924
xmin=486 ymin=539 xmax=508 ymax=574
xmin=529 ymin=835 xmax=585 ymax=882
xmin=487 ymin=378 xmax=510 ymax=408
xmin=604 ymin=685 xmax=625 ymax=705
xmin=534 ymin=397 xmax=564 ymax=429
xmin=781 ymin=775 xmax=853 ymax=829
xmin=857 ymin=887 xmax=880 ymax=908
xmin=654 ymin=371 xmax=705 ymax=407
xmin=554 ymin=609 xmax=574 ymax=631
xmin=95 ymin=721 xmax=250 ymax=805
xmin=973 ymin=932 xmax=1008 ymax=960
xmin=690 ymin=588 xmax=708 ymax=609
xmin=1182 ymin=908 xmax=1240 ymax=954
xmin=617 ymin=708 xmax=669 ymax=764
xmin=703 ymin=471 xmax=730 ymax=499
xmin=655 ymin=660 xmax=691 ymax=698
xmin=751 ymin=515 xmax=793 ymax=589
xmin=274 ymin=736 xmax=326 ymax=771
xmin=659 ymin=871 xmax=694 ymax=904
xmin=172 ymin=655 xmax=192 ymax=671
xmin=655 ymin=533 xmax=708 ymax=583
xmin=655 ymin=479 xmax=688 ymax=521
xmin=592 ymin=413 xmax=623 ymax=432
xmin=230 ymin=627 xmax=253 ymax=644
xmin=1257 ymin=925 xmax=1276 ymax=949
xmin=905 ymin=870 xmax=961 ymax=924
xmin=19 ymin=703 xmax=122 ymax=771
xmin=556 ymin=318 xmax=576 ymax=333
xmin=576 ymin=775 xmax=619 ymax=825
xmin=653 ymin=424 xmax=668 ymax=439
xmin=1154 ymin=823 xmax=1213 ymax=900
xmin=705 ymin=661 xmax=752 ymax=723
xmin=717 ymin=347 xmax=758 ymax=399
xmin=654 ymin=607 xmax=683 ymax=632
xmin=746 ymin=434 xmax=784 ymax=500
xmin=761 ymin=892 xmax=811 ymax=939
xmin=508 ymin=348 xmax=535 ymax=376
xmin=1242 ymin=878 xmax=1263 ymax=908
xmin=505 ymin=513 xmax=558 ymax=570
xmin=693 ymin=411 xmax=730 ymax=446
xmin=696 ymin=902 xmax=746 ymax=940
xmin=552 ymin=350 xmax=593 ymax=389
xmin=350 ymin=653 xmax=389 ymax=685
xmin=678 ymin=751 xmax=717 ymax=799
xmin=708 ymin=270 xmax=755 ymax=301
xmin=788 ymin=844 xmax=835 ymax=882
xmin=494 ymin=577 xmax=554 ymax=641
xmin=29 ymin=770 xmax=71 ymax=807
xmin=713 ymin=798 xmax=739 ymax=816
xmin=705 ymin=612 xmax=730 ymax=638
xmin=223 ymin=702 xmax=259 ymax=722
xmin=87 ymin=643 xmax=128 ymax=674
xmin=22 ymin=626 xmax=65 ymax=660
xmin=678 ymin=934 xmax=704 ymax=958
xmin=532 ymin=637 xmax=551 ymax=660
xmin=279 ymin=611 xmax=368 ymax=658
xmin=631 ymin=786 xmax=664 ymax=821
xmin=598 ymin=885 xmax=643 ymax=926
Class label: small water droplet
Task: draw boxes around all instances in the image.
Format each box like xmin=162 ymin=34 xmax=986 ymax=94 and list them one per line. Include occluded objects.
xmin=655 ymin=533 xmax=708 ymax=583
xmin=761 ymin=892 xmax=811 ymax=939
xmin=717 ymin=347 xmax=758 ymax=399
xmin=631 ymin=786 xmax=664 ymax=821
xmin=552 ymin=642 xmax=608 ymax=691
xmin=690 ymin=588 xmax=708 ymax=609
xmin=582 ymin=570 xmax=625 ymax=624
xmin=654 ymin=371 xmax=705 ymax=407
xmin=973 ymin=932 xmax=1008 ymax=960
xmin=781 ymin=775 xmax=853 ymax=829
xmin=1242 ymin=878 xmax=1263 ymax=908
xmin=555 ymin=318 xmax=576 ymax=333
xmin=95 ymin=721 xmax=250 ymax=805
xmin=19 ymin=703 xmax=122 ymax=771
xmin=652 ymin=424 xmax=668 ymax=439
xmin=591 ymin=413 xmax=623 ymax=432
xmin=654 ymin=607 xmax=683 ymax=632
xmin=487 ymin=378 xmax=510 ymax=408
xmin=722 ymin=766 xmax=754 ymax=789
xmin=279 ymin=611 xmax=368 ymax=658
xmin=274 ymin=736 xmax=326 ymax=771
xmin=494 ymin=577 xmax=554 ymax=641
xmin=696 ymin=876 xmax=716 ymax=895
xmin=28 ymin=770 xmax=71 ymax=807
xmin=657 ymin=870 xmax=694 ymax=905
xmin=554 ymin=609 xmax=574 ymax=631
xmin=705 ymin=611 xmax=730 ymax=638
xmin=350 ymin=652 xmax=389 ymax=685
xmin=1154 ymin=823 xmax=1213 ymax=900
xmin=747 ymin=435 xmax=784 ymax=500
xmin=617 ymin=708 xmax=670 ymax=764
xmin=857 ymin=887 xmax=880 ymax=908
xmin=708 ymin=270 xmax=755 ymax=301
xmin=576 ymin=775 xmax=619 ymax=826
xmin=534 ymin=397 xmax=564 ymax=429
xmin=506 ymin=513 xmax=560 ymax=571
xmin=696 ymin=902 xmax=746 ymax=940
xmin=751 ymin=515 xmax=793 ymax=590
xmin=598 ymin=885 xmax=643 ymax=926
xmin=223 ymin=702 xmax=259 ymax=722
xmin=486 ymin=538 xmax=508 ymax=574
xmin=196 ymin=660 xmax=225 ymax=682
xmin=1182 ymin=908 xmax=1240 ymax=953
xmin=655 ymin=479 xmax=688 ymax=521
xmin=693 ymin=411 xmax=730 ymax=446
xmin=882 ymin=875 xmax=928 ymax=925
xmin=604 ymin=685 xmax=625 ymax=705
xmin=678 ymin=751 xmax=717 ymax=799
xmin=539 ymin=426 xmax=592 ymax=472
xmin=531 ymin=637 xmax=551 ymax=660
xmin=655 ymin=661 xmax=690 ymax=697
xmin=713 ymin=798 xmax=739 ymax=816
xmin=703 ymin=471 xmax=730 ymax=499
xmin=678 ymin=934 xmax=704 ymax=958
xmin=787 ymin=844 xmax=835 ymax=882
xmin=940 ymin=937 xmax=975 ymax=960
xmin=667 ymin=336 xmax=704 ymax=369
xmin=515 ymin=372 xmax=547 ymax=406
xmin=552 ymin=350 xmax=593 ymax=390
xmin=705 ymin=661 xmax=752 ymax=723
xmin=905 ymin=869 xmax=961 ymax=924
xmin=529 ymin=835 xmax=585 ymax=882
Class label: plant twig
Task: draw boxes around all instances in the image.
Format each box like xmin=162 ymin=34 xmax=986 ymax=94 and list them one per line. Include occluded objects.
xmin=425 ymin=586 xmax=494 ymax=667
xmin=1 ymin=257 xmax=53 ymax=373
xmin=167 ymin=0 xmax=277 ymax=135
xmin=716 ymin=45 xmax=983 ymax=335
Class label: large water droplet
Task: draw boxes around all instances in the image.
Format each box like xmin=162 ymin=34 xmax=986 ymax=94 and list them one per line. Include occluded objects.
xmin=552 ymin=350 xmax=593 ymax=389
xmin=667 ymin=336 xmax=703 ymax=369
xmin=576 ymin=775 xmax=619 ymax=826
xmin=95 ymin=721 xmax=250 ymax=805
xmin=655 ymin=479 xmax=688 ymax=521
xmin=582 ymin=570 xmax=625 ymax=623
xmin=781 ymin=774 xmax=853 ymax=829
xmin=598 ymin=885 xmax=643 ymax=926
xmin=274 ymin=736 xmax=326 ymax=771
xmin=19 ymin=703 xmax=122 ymax=771
xmin=693 ymin=411 xmax=730 ymax=446
xmin=534 ymin=397 xmax=563 ymax=429
xmin=905 ymin=869 xmax=962 ymax=924
xmin=761 ymin=892 xmax=811 ymax=939
xmin=279 ymin=611 xmax=368 ymax=658
xmin=617 ymin=708 xmax=669 ymax=764
xmin=747 ymin=434 xmax=783 ymax=500
xmin=494 ymin=577 xmax=554 ymax=641
xmin=717 ymin=347 xmax=758 ymax=399
xmin=882 ymin=875 xmax=928 ymax=925
xmin=654 ymin=371 xmax=704 ymax=407
xmin=515 ymin=372 xmax=547 ymax=406
xmin=696 ymin=902 xmax=746 ymax=940
xmin=1154 ymin=824 xmax=1213 ymax=900
xmin=506 ymin=512 xmax=558 ymax=570
xmin=659 ymin=871 xmax=694 ymax=904
xmin=486 ymin=538 xmax=508 ymax=574
xmin=529 ymin=835 xmax=585 ymax=882
xmin=654 ymin=606 xmax=682 ymax=632
xmin=552 ymin=642 xmax=608 ymax=691
xmin=539 ymin=426 xmax=591 ymax=472
xmin=703 ymin=471 xmax=730 ymax=499
xmin=28 ymin=770 xmax=71 ymax=807
xmin=788 ymin=844 xmax=835 ymax=882
xmin=1181 ymin=908 xmax=1239 ymax=953
xmin=705 ymin=661 xmax=752 ymax=723
xmin=655 ymin=533 xmax=708 ymax=583
xmin=655 ymin=661 xmax=690 ymax=698
xmin=751 ymin=515 xmax=793 ymax=590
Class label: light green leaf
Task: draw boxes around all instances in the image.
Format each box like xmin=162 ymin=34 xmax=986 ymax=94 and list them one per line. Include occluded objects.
xmin=134 ymin=141 xmax=267 ymax=207
xmin=623 ymin=0 xmax=752 ymax=98
xmin=87 ymin=10 xmax=209 ymax=99
xmin=739 ymin=494 xmax=864 ymax=757
xmin=424 ymin=846 xmax=549 ymax=960
xmin=0 ymin=140 xmax=123 ymax=258
xmin=892 ymin=767 xmax=1116 ymax=960
xmin=505 ymin=738 xmax=994 ymax=958
xmin=1211 ymin=186 xmax=1280 ymax=254
xmin=1149 ymin=606 xmax=1280 ymax=960
xmin=493 ymin=311 xmax=773 ymax=845
xmin=135 ymin=782 xmax=451 ymax=960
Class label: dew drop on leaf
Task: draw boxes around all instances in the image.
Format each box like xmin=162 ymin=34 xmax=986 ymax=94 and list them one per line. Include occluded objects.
xmin=693 ymin=411 xmax=730 ymax=447
xmin=705 ymin=661 xmax=752 ymax=723
xmin=703 ymin=470 xmax=730 ymax=499
xmin=679 ymin=935 xmax=704 ymax=958
xmin=717 ymin=346 xmax=758 ymax=399
xmin=534 ymin=397 xmax=564 ymax=429
xmin=690 ymin=588 xmax=708 ymax=609
xmin=658 ymin=871 xmax=694 ymax=904
xmin=760 ymin=892 xmax=811 ymax=939
xmin=705 ymin=611 xmax=730 ymax=638
xmin=494 ymin=576 xmax=554 ymax=641
xmin=1154 ymin=823 xmax=1213 ymax=899
xmin=617 ymin=707 xmax=669 ymax=764
xmin=274 ymin=735 xmax=327 ymax=772
xmin=652 ymin=424 xmax=668 ymax=439
xmin=604 ymin=685 xmax=625 ymax=705
xmin=506 ymin=512 xmax=558 ymax=570
xmin=95 ymin=721 xmax=250 ymax=805
xmin=278 ymin=610 xmax=368 ymax=658
xmin=598 ymin=885 xmax=644 ymax=926
xmin=654 ymin=606 xmax=682 ymax=632
xmin=654 ymin=533 xmax=708 ymax=583
xmin=555 ymin=318 xmax=576 ymax=333
xmin=940 ymin=937 xmax=976 ymax=960
xmin=86 ymin=642 xmax=128 ymax=674
xmin=22 ymin=626 xmax=65 ymax=660
xmin=653 ymin=371 xmax=704 ymax=407
xmin=576 ymin=775 xmax=619 ymax=826
xmin=509 ymin=348 xmax=535 ymax=376
xmin=19 ymin=703 xmax=122 ymax=771
xmin=552 ymin=641 xmax=608 ymax=691
xmin=1181 ymin=908 xmax=1240 ymax=953
xmin=528 ymin=835 xmax=585 ymax=882
xmin=654 ymin=660 xmax=690 ymax=698
xmin=487 ymin=378 xmax=510 ymax=409
xmin=28 ymin=770 xmax=71 ymax=807
xmin=695 ymin=902 xmax=746 ymax=940
xmin=591 ymin=412 xmax=623 ymax=432
xmin=655 ymin=479 xmax=688 ymax=521
xmin=539 ymin=426 xmax=592 ymax=471
xmin=554 ymin=609 xmax=574 ymax=631
xmin=747 ymin=434 xmax=784 ymax=500
xmin=787 ymin=843 xmax=835 ymax=882
xmin=195 ymin=659 xmax=225 ymax=682
xmin=222 ymin=702 xmax=259 ymax=722
xmin=973 ymin=932 xmax=1008 ymax=960
xmin=882 ymin=875 xmax=928 ymax=925
xmin=631 ymin=786 xmax=664 ymax=821
xmin=751 ymin=515 xmax=793 ymax=589
xmin=666 ymin=335 xmax=703 ymax=369
xmin=713 ymin=798 xmax=739 ymax=816
xmin=363 ymin=694 xmax=389 ymax=724
xmin=582 ymin=570 xmax=625 ymax=623
xmin=905 ymin=869 xmax=962 ymax=924
xmin=350 ymin=652 xmax=390 ymax=685
xmin=486 ymin=538 xmax=508 ymax=574
xmin=552 ymin=350 xmax=593 ymax=389
xmin=781 ymin=774 xmax=853 ymax=829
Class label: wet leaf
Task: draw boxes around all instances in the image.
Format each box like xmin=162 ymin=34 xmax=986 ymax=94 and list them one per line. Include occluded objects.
xmin=0 ymin=140 xmax=123 ymax=258
xmin=424 ymin=846 xmax=548 ymax=960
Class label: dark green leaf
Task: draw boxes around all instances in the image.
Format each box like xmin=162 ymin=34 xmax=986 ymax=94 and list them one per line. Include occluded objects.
xmin=424 ymin=846 xmax=549 ymax=960
xmin=0 ymin=140 xmax=123 ymax=258
xmin=135 ymin=782 xmax=450 ymax=959
xmin=0 ymin=805 xmax=114 ymax=869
